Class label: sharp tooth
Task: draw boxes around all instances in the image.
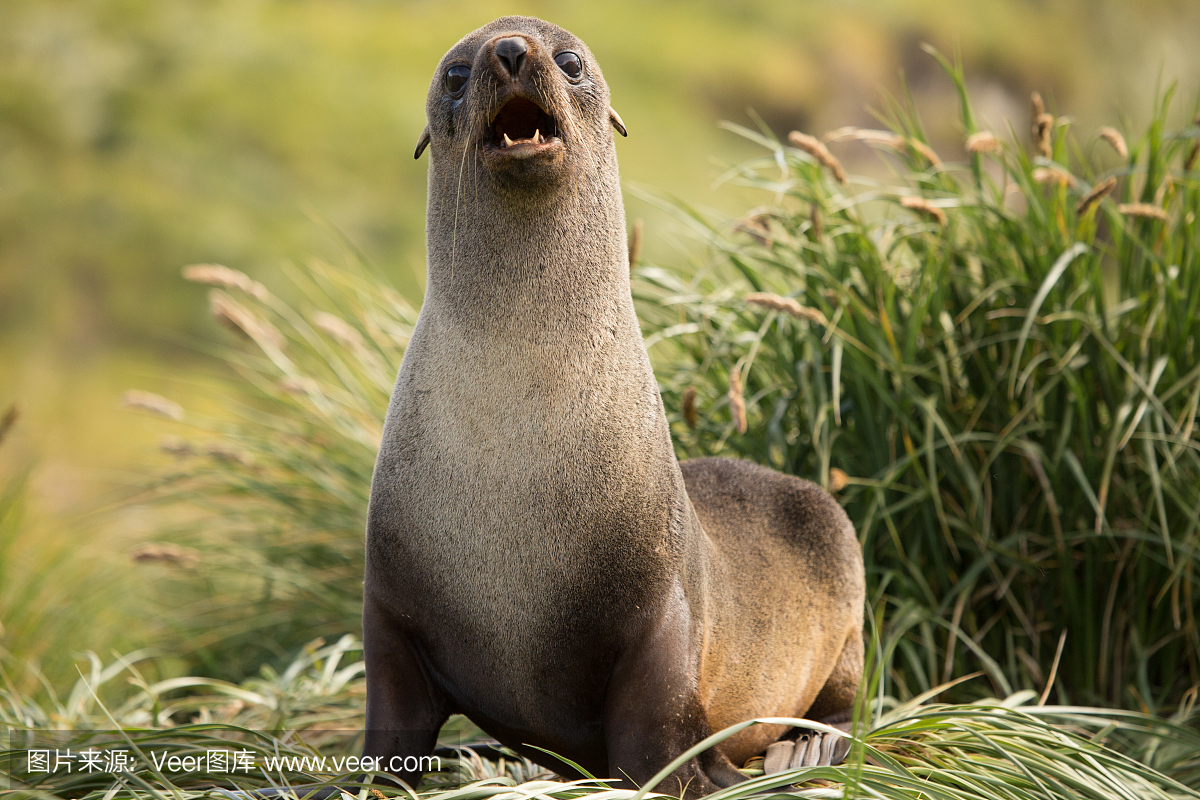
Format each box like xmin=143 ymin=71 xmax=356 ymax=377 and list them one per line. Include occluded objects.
xmin=533 ymin=129 xmax=541 ymax=143
xmin=503 ymin=133 xmax=513 ymax=148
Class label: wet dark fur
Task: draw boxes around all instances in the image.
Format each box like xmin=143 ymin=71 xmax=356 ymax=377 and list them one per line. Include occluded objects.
xmin=363 ymin=16 xmax=865 ymax=797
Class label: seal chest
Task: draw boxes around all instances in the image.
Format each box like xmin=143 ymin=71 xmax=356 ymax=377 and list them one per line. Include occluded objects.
xmin=362 ymin=16 xmax=865 ymax=798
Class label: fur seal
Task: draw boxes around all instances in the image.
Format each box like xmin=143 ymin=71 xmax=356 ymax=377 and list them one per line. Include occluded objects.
xmin=363 ymin=16 xmax=865 ymax=797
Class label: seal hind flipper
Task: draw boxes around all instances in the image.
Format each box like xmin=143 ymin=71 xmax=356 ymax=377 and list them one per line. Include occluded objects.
xmin=762 ymin=740 xmax=795 ymax=774
xmin=760 ymin=725 xmax=851 ymax=776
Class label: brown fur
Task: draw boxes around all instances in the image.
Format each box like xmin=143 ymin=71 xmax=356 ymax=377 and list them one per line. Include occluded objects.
xmin=362 ymin=16 xmax=865 ymax=797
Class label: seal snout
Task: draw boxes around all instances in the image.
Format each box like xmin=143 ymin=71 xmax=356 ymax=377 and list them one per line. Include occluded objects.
xmin=493 ymin=37 xmax=528 ymax=79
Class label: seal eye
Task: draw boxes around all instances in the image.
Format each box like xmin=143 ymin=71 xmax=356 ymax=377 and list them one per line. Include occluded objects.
xmin=554 ymin=51 xmax=583 ymax=80
xmin=445 ymin=65 xmax=471 ymax=95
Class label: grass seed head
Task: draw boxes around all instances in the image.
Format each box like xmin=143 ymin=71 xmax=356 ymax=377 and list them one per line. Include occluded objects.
xmin=823 ymin=127 xmax=903 ymax=148
xmin=734 ymin=215 xmax=772 ymax=246
xmin=728 ymin=366 xmax=747 ymax=434
xmin=1033 ymin=166 xmax=1076 ymax=187
xmin=1098 ymin=127 xmax=1129 ymax=159
xmin=160 ymin=435 xmax=195 ymax=456
xmin=1034 ymin=113 xmax=1055 ymax=157
xmin=1117 ymin=202 xmax=1169 ymax=221
xmin=131 ymin=542 xmax=198 ymax=568
xmin=908 ymin=138 xmax=942 ymax=166
xmin=314 ymin=311 xmax=367 ymax=353
xmin=829 ymin=467 xmax=850 ymax=492
xmin=205 ymin=443 xmax=248 ymax=464
xmin=1076 ymin=176 xmax=1117 ymax=215
xmin=122 ymin=390 xmax=183 ymax=420
xmin=745 ymin=292 xmax=829 ymax=324
xmin=279 ymin=376 xmax=319 ymax=395
xmin=788 ymin=131 xmax=847 ymax=183
xmin=1031 ymin=91 xmax=1045 ymax=118
xmin=182 ymin=263 xmax=268 ymax=301
xmin=210 ymin=290 xmax=285 ymax=350
xmin=681 ymin=386 xmax=698 ymax=429
xmin=965 ymin=131 xmax=1002 ymax=154
xmin=900 ymin=196 xmax=948 ymax=225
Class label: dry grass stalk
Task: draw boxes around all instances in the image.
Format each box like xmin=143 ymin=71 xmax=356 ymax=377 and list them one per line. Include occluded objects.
xmin=745 ymin=292 xmax=829 ymax=325
xmin=1117 ymin=202 xmax=1169 ymax=221
xmin=210 ymin=290 xmax=285 ymax=350
xmin=788 ymin=131 xmax=846 ymax=183
xmin=628 ymin=218 xmax=643 ymax=269
xmin=1098 ymin=127 xmax=1128 ymax=159
xmin=680 ymin=386 xmax=698 ymax=429
xmin=131 ymin=542 xmax=198 ymax=568
xmin=122 ymin=390 xmax=183 ymax=420
xmin=829 ymin=467 xmax=850 ymax=492
xmin=1034 ymin=113 xmax=1055 ymax=158
xmin=1032 ymin=166 xmax=1076 ymax=187
xmin=965 ymin=131 xmax=1002 ymax=154
xmin=900 ymin=196 xmax=948 ymax=225
xmin=182 ymin=263 xmax=268 ymax=301
xmin=810 ymin=203 xmax=823 ymax=243
xmin=0 ymin=404 xmax=17 ymax=447
xmin=314 ymin=311 xmax=367 ymax=353
xmin=727 ymin=366 xmax=747 ymax=434
xmin=1076 ymin=176 xmax=1117 ymax=215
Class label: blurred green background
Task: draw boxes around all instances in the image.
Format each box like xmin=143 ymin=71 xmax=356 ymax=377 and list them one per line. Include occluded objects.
xmin=2 ymin=0 xmax=1199 ymax=686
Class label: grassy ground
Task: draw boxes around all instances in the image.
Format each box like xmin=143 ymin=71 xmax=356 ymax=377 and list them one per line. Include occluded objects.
xmin=639 ymin=56 xmax=1200 ymax=714
xmin=2 ymin=48 xmax=1199 ymax=800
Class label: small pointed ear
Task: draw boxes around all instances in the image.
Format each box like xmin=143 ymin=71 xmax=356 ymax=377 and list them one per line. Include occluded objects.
xmin=414 ymin=126 xmax=431 ymax=159
xmin=609 ymin=107 xmax=627 ymax=137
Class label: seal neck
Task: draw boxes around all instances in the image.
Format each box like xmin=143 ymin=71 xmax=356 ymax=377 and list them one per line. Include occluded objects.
xmin=423 ymin=148 xmax=631 ymax=339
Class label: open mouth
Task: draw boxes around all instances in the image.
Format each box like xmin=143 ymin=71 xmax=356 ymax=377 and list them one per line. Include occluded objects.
xmin=488 ymin=97 xmax=561 ymax=151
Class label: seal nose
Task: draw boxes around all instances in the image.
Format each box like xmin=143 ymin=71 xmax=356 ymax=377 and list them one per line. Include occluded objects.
xmin=494 ymin=37 xmax=528 ymax=78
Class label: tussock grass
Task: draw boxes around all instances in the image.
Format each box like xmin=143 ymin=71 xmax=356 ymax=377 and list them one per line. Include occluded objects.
xmin=125 ymin=258 xmax=416 ymax=680
xmin=3 ymin=635 xmax=1198 ymax=799
xmin=635 ymin=51 xmax=1200 ymax=714
xmin=0 ymin=410 xmax=143 ymax=697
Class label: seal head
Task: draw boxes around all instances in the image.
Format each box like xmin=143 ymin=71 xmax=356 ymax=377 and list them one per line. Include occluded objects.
xmin=416 ymin=16 xmax=624 ymax=188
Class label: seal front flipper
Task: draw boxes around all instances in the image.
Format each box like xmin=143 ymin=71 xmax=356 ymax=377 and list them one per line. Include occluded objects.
xmin=601 ymin=590 xmax=747 ymax=799
xmin=360 ymin=591 xmax=451 ymax=788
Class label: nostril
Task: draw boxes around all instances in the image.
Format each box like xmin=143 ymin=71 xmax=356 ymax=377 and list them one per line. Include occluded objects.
xmin=494 ymin=37 xmax=528 ymax=78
